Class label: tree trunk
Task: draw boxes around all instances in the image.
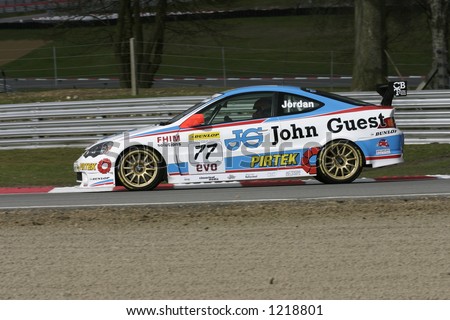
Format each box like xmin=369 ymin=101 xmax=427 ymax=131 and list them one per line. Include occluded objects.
xmin=115 ymin=0 xmax=133 ymax=88
xmin=115 ymin=0 xmax=167 ymax=89
xmin=138 ymin=0 xmax=168 ymax=88
xmin=352 ymin=0 xmax=387 ymax=91
xmin=428 ymin=0 xmax=449 ymax=89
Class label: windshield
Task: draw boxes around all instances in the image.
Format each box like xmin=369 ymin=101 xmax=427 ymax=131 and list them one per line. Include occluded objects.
xmin=160 ymin=93 xmax=223 ymax=125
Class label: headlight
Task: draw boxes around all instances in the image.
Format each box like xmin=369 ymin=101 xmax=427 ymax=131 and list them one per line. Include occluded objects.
xmin=83 ymin=141 xmax=114 ymax=158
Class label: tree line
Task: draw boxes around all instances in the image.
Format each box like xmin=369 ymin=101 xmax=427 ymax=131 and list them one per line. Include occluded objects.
xmin=352 ymin=0 xmax=448 ymax=90
xmin=65 ymin=0 xmax=449 ymax=90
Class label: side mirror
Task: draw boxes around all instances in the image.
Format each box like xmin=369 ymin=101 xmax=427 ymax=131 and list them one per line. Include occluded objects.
xmin=180 ymin=114 xmax=205 ymax=128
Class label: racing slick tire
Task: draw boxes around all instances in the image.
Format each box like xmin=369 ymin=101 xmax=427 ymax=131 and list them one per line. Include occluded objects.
xmin=117 ymin=146 xmax=164 ymax=191
xmin=316 ymin=140 xmax=363 ymax=184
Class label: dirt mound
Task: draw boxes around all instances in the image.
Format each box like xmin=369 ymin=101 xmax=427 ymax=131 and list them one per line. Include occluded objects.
xmin=1 ymin=197 xmax=449 ymax=299
xmin=0 ymin=40 xmax=48 ymax=66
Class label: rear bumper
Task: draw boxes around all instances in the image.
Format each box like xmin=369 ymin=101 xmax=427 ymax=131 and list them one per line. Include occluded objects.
xmin=358 ymin=131 xmax=404 ymax=168
xmin=366 ymin=153 xmax=404 ymax=168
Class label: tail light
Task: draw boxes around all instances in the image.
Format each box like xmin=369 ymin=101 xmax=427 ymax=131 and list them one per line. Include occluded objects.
xmin=379 ymin=116 xmax=397 ymax=128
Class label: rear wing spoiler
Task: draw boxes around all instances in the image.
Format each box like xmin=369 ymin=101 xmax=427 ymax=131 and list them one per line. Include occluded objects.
xmin=377 ymin=81 xmax=407 ymax=106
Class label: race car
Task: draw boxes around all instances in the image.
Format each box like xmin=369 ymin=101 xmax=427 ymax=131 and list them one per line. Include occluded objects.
xmin=74 ymin=85 xmax=404 ymax=191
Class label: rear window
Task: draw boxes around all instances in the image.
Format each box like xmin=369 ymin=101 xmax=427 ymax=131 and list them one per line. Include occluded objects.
xmin=302 ymin=88 xmax=371 ymax=106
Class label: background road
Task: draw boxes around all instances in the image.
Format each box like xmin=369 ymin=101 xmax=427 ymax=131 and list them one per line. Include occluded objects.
xmin=5 ymin=77 xmax=352 ymax=91
xmin=5 ymin=76 xmax=424 ymax=91
xmin=1 ymin=179 xmax=449 ymax=209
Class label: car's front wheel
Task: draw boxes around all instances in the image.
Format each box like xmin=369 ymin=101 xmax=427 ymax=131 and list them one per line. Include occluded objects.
xmin=316 ymin=140 xmax=363 ymax=184
xmin=117 ymin=146 xmax=164 ymax=191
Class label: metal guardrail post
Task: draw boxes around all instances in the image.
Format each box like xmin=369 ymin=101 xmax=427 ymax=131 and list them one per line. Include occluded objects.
xmin=1 ymin=70 xmax=6 ymax=93
xmin=1 ymin=92 xmax=450 ymax=149
xmin=130 ymin=37 xmax=138 ymax=96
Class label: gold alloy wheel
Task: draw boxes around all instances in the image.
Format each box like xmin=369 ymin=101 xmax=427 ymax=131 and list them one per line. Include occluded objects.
xmin=117 ymin=147 xmax=162 ymax=191
xmin=317 ymin=140 xmax=363 ymax=183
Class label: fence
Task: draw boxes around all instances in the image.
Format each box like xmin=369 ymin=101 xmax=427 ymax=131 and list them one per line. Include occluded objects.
xmin=0 ymin=40 xmax=431 ymax=91
xmin=0 ymin=42 xmax=355 ymax=90
xmin=1 ymin=90 xmax=450 ymax=150
xmin=0 ymin=0 xmax=70 ymax=13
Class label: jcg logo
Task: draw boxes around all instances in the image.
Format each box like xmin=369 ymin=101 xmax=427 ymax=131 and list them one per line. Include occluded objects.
xmin=225 ymin=127 xmax=264 ymax=151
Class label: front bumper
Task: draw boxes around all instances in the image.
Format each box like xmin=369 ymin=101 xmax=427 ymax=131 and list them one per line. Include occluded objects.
xmin=74 ymin=156 xmax=116 ymax=188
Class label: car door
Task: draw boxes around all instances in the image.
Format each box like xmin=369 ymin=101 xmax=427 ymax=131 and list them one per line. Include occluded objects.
xmin=175 ymin=92 xmax=276 ymax=181
xmin=271 ymin=91 xmax=326 ymax=175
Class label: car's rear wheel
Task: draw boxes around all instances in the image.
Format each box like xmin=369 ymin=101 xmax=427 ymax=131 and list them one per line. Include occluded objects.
xmin=117 ymin=146 xmax=164 ymax=191
xmin=316 ymin=140 xmax=363 ymax=184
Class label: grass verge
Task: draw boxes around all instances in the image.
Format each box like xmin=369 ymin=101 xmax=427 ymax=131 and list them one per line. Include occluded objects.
xmin=0 ymin=87 xmax=222 ymax=104
xmin=1 ymin=144 xmax=449 ymax=188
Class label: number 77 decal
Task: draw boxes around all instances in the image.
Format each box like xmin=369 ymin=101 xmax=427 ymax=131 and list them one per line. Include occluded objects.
xmin=188 ymin=141 xmax=225 ymax=174
xmin=194 ymin=143 xmax=218 ymax=161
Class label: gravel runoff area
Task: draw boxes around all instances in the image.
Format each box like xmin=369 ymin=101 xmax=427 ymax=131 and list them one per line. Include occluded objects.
xmin=0 ymin=197 xmax=449 ymax=300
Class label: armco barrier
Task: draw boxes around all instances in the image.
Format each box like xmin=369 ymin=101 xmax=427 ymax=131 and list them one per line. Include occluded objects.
xmin=1 ymin=90 xmax=450 ymax=150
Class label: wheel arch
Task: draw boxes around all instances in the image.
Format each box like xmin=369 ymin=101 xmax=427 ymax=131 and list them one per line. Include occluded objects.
xmin=318 ymin=138 xmax=367 ymax=167
xmin=316 ymin=138 xmax=365 ymax=184
xmin=114 ymin=144 xmax=168 ymax=187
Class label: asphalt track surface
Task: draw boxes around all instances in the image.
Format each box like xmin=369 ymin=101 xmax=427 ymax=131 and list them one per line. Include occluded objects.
xmin=1 ymin=178 xmax=450 ymax=300
xmin=1 ymin=178 xmax=450 ymax=209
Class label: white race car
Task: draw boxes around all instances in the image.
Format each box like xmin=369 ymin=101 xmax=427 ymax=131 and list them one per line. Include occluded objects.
xmin=74 ymin=85 xmax=404 ymax=190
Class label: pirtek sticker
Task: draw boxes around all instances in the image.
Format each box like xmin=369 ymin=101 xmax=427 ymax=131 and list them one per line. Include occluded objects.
xmin=250 ymin=153 xmax=299 ymax=168
xmin=80 ymin=163 xmax=96 ymax=170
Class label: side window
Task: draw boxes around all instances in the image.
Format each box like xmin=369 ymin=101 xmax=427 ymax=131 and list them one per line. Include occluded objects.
xmin=199 ymin=93 xmax=274 ymax=125
xmin=278 ymin=94 xmax=323 ymax=116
